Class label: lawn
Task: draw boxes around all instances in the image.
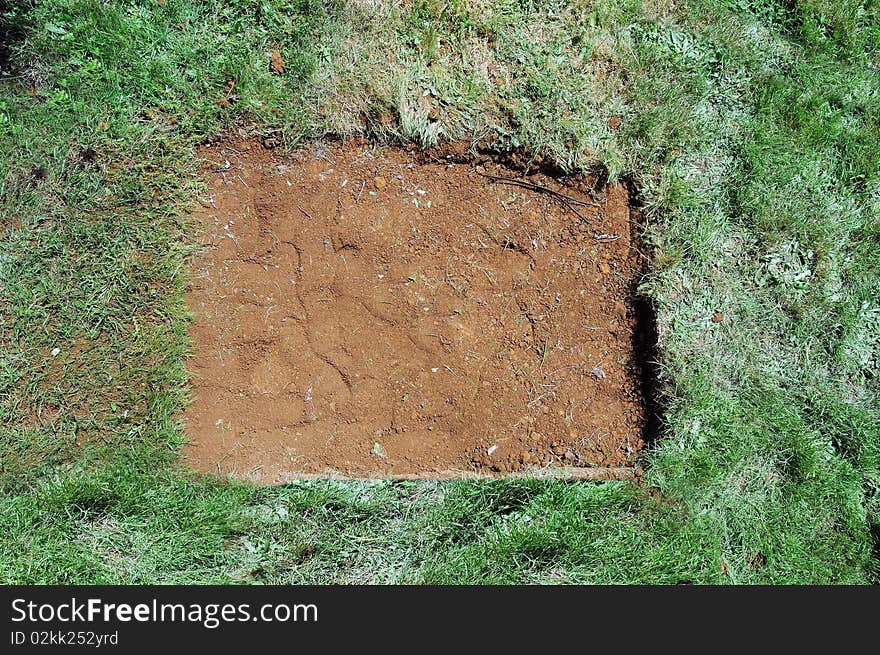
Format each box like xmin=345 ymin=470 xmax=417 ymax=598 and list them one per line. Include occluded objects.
xmin=1 ymin=0 xmax=877 ymax=583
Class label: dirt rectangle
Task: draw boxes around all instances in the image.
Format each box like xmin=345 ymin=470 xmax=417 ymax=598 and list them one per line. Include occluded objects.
xmin=183 ymin=140 xmax=646 ymax=483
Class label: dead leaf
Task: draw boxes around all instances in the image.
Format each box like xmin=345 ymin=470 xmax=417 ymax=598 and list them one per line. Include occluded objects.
xmin=712 ymin=311 xmax=724 ymax=323
xmin=270 ymin=49 xmax=285 ymax=75
xmin=746 ymin=551 xmax=766 ymax=570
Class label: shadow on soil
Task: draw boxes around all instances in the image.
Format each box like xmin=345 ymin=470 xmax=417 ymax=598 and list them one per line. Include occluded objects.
xmin=624 ymin=178 xmax=664 ymax=449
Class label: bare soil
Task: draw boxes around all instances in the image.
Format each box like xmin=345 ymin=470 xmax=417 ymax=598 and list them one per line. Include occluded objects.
xmin=183 ymin=139 xmax=647 ymax=482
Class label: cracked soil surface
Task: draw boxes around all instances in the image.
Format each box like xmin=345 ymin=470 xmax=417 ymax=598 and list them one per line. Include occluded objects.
xmin=183 ymin=139 xmax=646 ymax=482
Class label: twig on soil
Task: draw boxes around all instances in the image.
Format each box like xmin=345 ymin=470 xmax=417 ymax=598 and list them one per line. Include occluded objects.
xmin=479 ymin=173 xmax=599 ymax=223
xmin=480 ymin=173 xmax=596 ymax=206
xmin=527 ymin=390 xmax=555 ymax=408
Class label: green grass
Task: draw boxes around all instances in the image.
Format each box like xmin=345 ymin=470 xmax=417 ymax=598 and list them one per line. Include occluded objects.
xmin=1 ymin=0 xmax=878 ymax=583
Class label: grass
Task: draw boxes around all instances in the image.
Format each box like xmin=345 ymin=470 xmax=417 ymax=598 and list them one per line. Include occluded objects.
xmin=1 ymin=0 xmax=878 ymax=583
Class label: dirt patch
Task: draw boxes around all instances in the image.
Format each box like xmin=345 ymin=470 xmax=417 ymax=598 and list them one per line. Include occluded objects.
xmin=183 ymin=139 xmax=648 ymax=482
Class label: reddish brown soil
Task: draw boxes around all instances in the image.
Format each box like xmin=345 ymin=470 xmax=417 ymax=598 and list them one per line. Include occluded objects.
xmin=183 ymin=139 xmax=646 ymax=482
